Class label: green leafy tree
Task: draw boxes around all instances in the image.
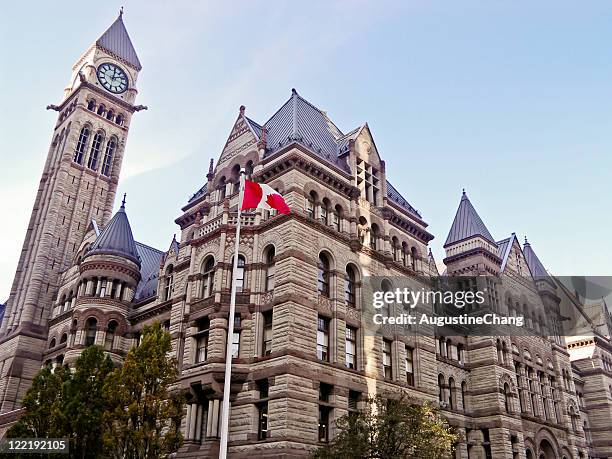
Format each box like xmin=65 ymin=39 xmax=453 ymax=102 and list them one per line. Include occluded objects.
xmin=102 ymin=322 xmax=184 ymax=459
xmin=61 ymin=345 xmax=114 ymax=458
xmin=314 ymin=394 xmax=458 ymax=459
xmin=6 ymin=365 xmax=71 ymax=439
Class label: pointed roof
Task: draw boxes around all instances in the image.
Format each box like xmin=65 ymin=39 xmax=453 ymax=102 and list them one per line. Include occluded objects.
xmin=523 ymin=238 xmax=549 ymax=278
xmin=444 ymin=191 xmax=495 ymax=247
xmin=96 ymin=12 xmax=142 ymax=70
xmin=263 ymin=89 xmax=349 ymax=172
xmin=86 ymin=198 xmax=141 ymax=266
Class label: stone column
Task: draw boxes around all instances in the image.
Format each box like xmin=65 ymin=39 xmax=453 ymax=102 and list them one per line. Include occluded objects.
xmin=116 ymin=283 xmax=123 ymax=301
xmin=188 ymin=403 xmax=197 ymax=440
xmin=185 ymin=404 xmax=193 ymax=439
xmin=206 ymin=400 xmax=214 ymax=437
xmin=86 ymin=279 xmax=93 ymax=295
xmin=211 ymin=399 xmax=220 ymax=437
xmin=95 ymin=277 xmax=102 ymax=296
xmin=105 ymin=279 xmax=113 ymax=298
xmin=195 ymin=404 xmax=203 ymax=441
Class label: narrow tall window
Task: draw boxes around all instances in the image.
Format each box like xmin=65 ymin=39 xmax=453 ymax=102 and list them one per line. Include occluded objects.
xmin=232 ymin=331 xmax=240 ymax=358
xmin=344 ymin=265 xmax=356 ymax=308
xmin=101 ymin=138 xmax=116 ymax=176
xmin=449 ymin=378 xmax=456 ymax=409
xmin=262 ymin=311 xmax=273 ymax=355
xmin=264 ymin=247 xmax=275 ymax=292
xmin=231 ymin=255 xmax=246 ymax=292
xmin=195 ymin=317 xmax=209 ymax=363
xmin=317 ymin=253 xmax=330 ymax=297
xmin=201 ymin=257 xmax=215 ymax=298
xmin=318 ymin=406 xmax=330 ymax=443
xmin=320 ymin=200 xmax=329 ymax=224
xmin=345 ymin=326 xmax=356 ymax=369
xmin=461 ymin=381 xmax=467 ymax=410
xmin=105 ymin=320 xmax=117 ymax=350
xmin=370 ymin=224 xmax=379 ymax=250
xmin=317 ymin=316 xmax=330 ymax=362
xmin=85 ymin=318 xmax=97 ymax=346
xmin=332 ymin=208 xmax=340 ymax=231
xmin=382 ymin=339 xmax=392 ymax=379
xmin=504 ymin=383 xmax=511 ymax=413
xmin=405 ymin=346 xmax=414 ymax=385
xmin=74 ymin=126 xmax=90 ymax=164
xmin=438 ymin=374 xmax=445 ymax=402
xmin=258 ymin=403 xmax=268 ymax=440
xmin=164 ymin=266 xmax=174 ymax=301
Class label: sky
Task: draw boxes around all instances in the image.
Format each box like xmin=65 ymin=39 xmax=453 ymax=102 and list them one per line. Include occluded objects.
xmin=1 ymin=0 xmax=612 ymax=299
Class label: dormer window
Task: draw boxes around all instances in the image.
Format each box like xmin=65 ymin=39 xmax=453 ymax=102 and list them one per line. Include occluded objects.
xmin=356 ymin=159 xmax=380 ymax=205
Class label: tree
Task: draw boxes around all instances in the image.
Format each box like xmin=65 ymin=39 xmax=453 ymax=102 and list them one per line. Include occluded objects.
xmin=314 ymin=394 xmax=458 ymax=459
xmin=102 ymin=322 xmax=184 ymax=459
xmin=6 ymin=365 xmax=71 ymax=439
xmin=62 ymin=346 xmax=114 ymax=458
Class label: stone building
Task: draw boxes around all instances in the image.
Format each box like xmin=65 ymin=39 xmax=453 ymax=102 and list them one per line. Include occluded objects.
xmin=1 ymin=12 xmax=611 ymax=459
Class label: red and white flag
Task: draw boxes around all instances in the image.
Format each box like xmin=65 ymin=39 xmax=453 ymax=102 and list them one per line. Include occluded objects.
xmin=241 ymin=180 xmax=290 ymax=214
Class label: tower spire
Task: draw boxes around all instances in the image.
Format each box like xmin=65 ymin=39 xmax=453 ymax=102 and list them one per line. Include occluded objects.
xmin=121 ymin=193 xmax=127 ymax=208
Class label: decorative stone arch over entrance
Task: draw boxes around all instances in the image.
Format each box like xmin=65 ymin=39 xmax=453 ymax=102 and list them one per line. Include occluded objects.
xmin=535 ymin=427 xmax=560 ymax=459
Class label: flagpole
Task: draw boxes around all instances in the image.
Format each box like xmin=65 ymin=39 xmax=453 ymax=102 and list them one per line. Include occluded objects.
xmin=219 ymin=168 xmax=245 ymax=459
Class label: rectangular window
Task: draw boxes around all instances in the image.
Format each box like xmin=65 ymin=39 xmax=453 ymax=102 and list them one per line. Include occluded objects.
xmin=348 ymin=390 xmax=360 ymax=412
xmin=232 ymin=331 xmax=240 ymax=358
xmin=345 ymin=326 xmax=356 ymax=369
xmin=257 ymin=402 xmax=268 ymax=440
xmin=383 ymin=339 xmax=392 ymax=379
xmin=318 ymin=406 xmax=330 ymax=443
xmin=317 ymin=317 xmax=330 ymax=362
xmin=319 ymin=383 xmax=332 ymax=402
xmin=405 ymin=346 xmax=414 ymax=386
xmin=195 ymin=318 xmax=209 ymax=363
xmin=263 ymin=311 xmax=273 ymax=356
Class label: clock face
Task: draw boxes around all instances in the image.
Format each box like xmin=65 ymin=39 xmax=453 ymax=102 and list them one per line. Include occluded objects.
xmin=96 ymin=63 xmax=128 ymax=94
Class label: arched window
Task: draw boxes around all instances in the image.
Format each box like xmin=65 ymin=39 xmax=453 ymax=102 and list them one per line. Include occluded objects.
xmin=449 ymin=377 xmax=456 ymax=409
xmin=163 ymin=266 xmax=174 ymax=301
xmin=87 ymin=131 xmax=104 ymax=170
xmin=461 ymin=381 xmax=467 ymax=410
xmin=502 ymin=341 xmax=509 ymax=365
xmin=97 ymin=104 xmax=106 ymax=116
xmin=345 ymin=265 xmax=357 ymax=308
xmin=370 ymin=224 xmax=380 ymax=250
xmin=497 ymin=339 xmax=505 ymax=365
xmin=392 ymin=237 xmax=400 ymax=261
xmin=402 ymin=242 xmax=409 ymax=266
xmin=264 ymin=246 xmax=275 ymax=292
xmin=106 ymin=109 xmax=114 ymax=121
xmin=320 ymin=198 xmax=330 ymax=225
xmin=457 ymin=344 xmax=465 ymax=364
xmin=201 ymin=256 xmax=215 ymax=298
xmin=87 ymin=99 xmax=96 ymax=111
xmin=411 ymin=247 xmax=418 ymax=270
xmin=231 ymin=255 xmax=246 ymax=292
xmin=49 ymin=338 xmax=56 ymax=349
xmin=317 ymin=253 xmax=331 ymax=297
xmin=504 ymin=382 xmax=511 ymax=412
xmin=60 ymin=333 xmax=67 ymax=344
xmin=438 ymin=336 xmax=446 ymax=357
xmin=438 ymin=374 xmax=445 ymax=403
xmin=569 ymin=406 xmax=577 ymax=431
xmin=219 ymin=176 xmax=227 ymax=200
xmin=101 ymin=137 xmax=116 ymax=176
xmin=74 ymin=126 xmax=90 ymax=164
xmin=85 ymin=317 xmax=97 ymax=346
xmin=307 ymin=191 xmax=318 ymax=219
xmin=333 ymin=204 xmax=342 ymax=231
xmin=115 ymin=114 xmax=124 ymax=126
xmin=245 ymin=160 xmax=254 ymax=179
xmin=105 ymin=320 xmax=118 ymax=350
xmin=230 ymin=164 xmax=241 ymax=194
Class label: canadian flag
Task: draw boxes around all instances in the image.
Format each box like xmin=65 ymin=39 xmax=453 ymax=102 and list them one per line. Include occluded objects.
xmin=241 ymin=180 xmax=290 ymax=214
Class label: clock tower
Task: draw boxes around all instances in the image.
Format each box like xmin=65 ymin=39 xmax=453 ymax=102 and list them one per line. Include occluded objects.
xmin=0 ymin=12 xmax=143 ymax=417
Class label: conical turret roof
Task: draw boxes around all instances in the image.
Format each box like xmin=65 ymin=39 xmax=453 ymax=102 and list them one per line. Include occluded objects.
xmin=86 ymin=198 xmax=140 ymax=266
xmin=523 ymin=238 xmax=548 ymax=278
xmin=444 ymin=191 xmax=495 ymax=247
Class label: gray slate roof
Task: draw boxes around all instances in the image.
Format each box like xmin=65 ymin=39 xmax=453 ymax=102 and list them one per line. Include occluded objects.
xmin=444 ymin=191 xmax=495 ymax=247
xmin=264 ymin=89 xmax=349 ymax=172
xmin=187 ymin=90 xmax=421 ymax=218
xmin=523 ymin=240 xmax=549 ymax=278
xmin=134 ymin=242 xmax=164 ymax=301
xmin=96 ymin=13 xmax=142 ymax=70
xmin=87 ymin=202 xmax=141 ymax=266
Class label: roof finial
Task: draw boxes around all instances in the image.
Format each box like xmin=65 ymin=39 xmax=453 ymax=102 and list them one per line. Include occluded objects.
xmin=239 ymin=105 xmax=245 ymax=116
xmin=524 ymin=236 xmax=529 ymax=244
xmin=119 ymin=6 xmax=123 ymax=16
xmin=208 ymin=158 xmax=214 ymax=174
xmin=121 ymin=193 xmax=126 ymax=208
xmin=462 ymin=188 xmax=466 ymax=195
